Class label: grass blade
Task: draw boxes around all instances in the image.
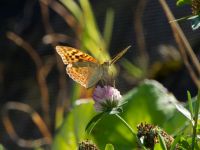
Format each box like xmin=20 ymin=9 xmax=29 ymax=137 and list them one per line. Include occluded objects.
xmin=187 ymin=91 xmax=194 ymax=118
xmin=158 ymin=132 xmax=167 ymax=150
xmin=103 ymin=9 xmax=114 ymax=49
xmin=191 ymin=91 xmax=200 ymax=150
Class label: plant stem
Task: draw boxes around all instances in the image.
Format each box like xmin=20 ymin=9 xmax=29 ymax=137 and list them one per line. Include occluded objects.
xmin=192 ymin=91 xmax=200 ymax=150
xmin=115 ymin=114 xmax=146 ymax=149
xmin=115 ymin=114 xmax=136 ymax=135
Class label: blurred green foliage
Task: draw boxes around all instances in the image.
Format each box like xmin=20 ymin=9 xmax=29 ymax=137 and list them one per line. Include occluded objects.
xmin=60 ymin=0 xmax=111 ymax=63
xmin=52 ymin=80 xmax=188 ymax=149
xmin=52 ymin=99 xmax=95 ymax=149
xmin=0 ymin=145 xmax=4 ymax=150
xmin=1 ymin=0 xmax=199 ymax=149
xmin=50 ymin=0 xmax=200 ymax=149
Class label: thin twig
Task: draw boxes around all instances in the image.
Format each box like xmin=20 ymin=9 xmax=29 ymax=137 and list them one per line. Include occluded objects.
xmin=2 ymin=102 xmax=52 ymax=148
xmin=40 ymin=0 xmax=81 ymax=47
xmin=158 ymin=0 xmax=200 ymax=89
xmin=6 ymin=32 xmax=51 ymax=125
xmin=39 ymin=0 xmax=54 ymax=34
xmin=55 ymin=53 xmax=70 ymax=128
xmin=134 ymin=0 xmax=149 ymax=70
xmin=40 ymin=0 xmax=78 ymax=33
xmin=40 ymin=0 xmax=72 ymax=128
xmin=159 ymin=0 xmax=200 ymax=76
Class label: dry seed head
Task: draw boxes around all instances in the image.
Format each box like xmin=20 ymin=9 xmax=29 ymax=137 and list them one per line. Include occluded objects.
xmin=192 ymin=0 xmax=200 ymax=15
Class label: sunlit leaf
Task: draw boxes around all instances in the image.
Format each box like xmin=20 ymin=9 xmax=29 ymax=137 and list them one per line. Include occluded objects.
xmin=60 ymin=0 xmax=83 ymax=22
xmin=176 ymin=0 xmax=191 ymax=6
xmin=173 ymin=101 xmax=194 ymax=125
xmin=52 ymin=100 xmax=95 ymax=150
xmin=85 ymin=112 xmax=105 ymax=134
xmin=105 ymin=144 xmax=115 ymax=150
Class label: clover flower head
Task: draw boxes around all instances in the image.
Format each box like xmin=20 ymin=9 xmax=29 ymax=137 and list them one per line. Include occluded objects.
xmin=92 ymin=85 xmax=122 ymax=113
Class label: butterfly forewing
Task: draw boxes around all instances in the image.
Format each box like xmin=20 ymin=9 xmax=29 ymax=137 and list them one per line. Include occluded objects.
xmin=56 ymin=46 xmax=98 ymax=64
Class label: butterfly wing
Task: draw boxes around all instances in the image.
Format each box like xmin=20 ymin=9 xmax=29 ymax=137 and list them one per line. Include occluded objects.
xmin=66 ymin=62 xmax=103 ymax=88
xmin=56 ymin=46 xmax=98 ymax=64
xmin=56 ymin=46 xmax=101 ymax=88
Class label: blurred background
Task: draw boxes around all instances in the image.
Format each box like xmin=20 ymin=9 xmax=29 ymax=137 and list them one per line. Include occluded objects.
xmin=0 ymin=0 xmax=199 ymax=149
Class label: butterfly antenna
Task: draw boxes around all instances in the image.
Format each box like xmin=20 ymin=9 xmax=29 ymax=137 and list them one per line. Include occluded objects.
xmin=110 ymin=45 xmax=131 ymax=65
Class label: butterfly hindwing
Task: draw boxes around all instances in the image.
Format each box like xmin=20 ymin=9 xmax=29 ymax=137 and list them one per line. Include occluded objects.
xmin=66 ymin=62 xmax=103 ymax=88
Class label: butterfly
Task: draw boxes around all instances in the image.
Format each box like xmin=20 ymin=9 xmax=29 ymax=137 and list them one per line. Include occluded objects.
xmin=56 ymin=45 xmax=131 ymax=88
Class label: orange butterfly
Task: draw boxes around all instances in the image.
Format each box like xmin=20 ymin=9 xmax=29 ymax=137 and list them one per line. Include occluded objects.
xmin=56 ymin=46 xmax=130 ymax=88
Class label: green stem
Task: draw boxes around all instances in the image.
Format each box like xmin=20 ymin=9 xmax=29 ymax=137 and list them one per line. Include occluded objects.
xmin=115 ymin=114 xmax=146 ymax=150
xmin=115 ymin=114 xmax=136 ymax=135
xmin=192 ymin=91 xmax=200 ymax=150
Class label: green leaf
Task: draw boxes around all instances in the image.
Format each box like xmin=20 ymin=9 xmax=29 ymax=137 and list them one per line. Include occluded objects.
xmin=158 ymin=132 xmax=167 ymax=150
xmin=176 ymin=0 xmax=191 ymax=6
xmin=173 ymin=101 xmax=194 ymax=124
xmin=85 ymin=112 xmax=106 ymax=134
xmin=170 ymin=134 xmax=181 ymax=150
xmin=52 ymin=99 xmax=95 ymax=150
xmin=154 ymin=143 xmax=163 ymax=150
xmin=105 ymin=144 xmax=115 ymax=150
xmin=123 ymin=80 xmax=178 ymax=127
